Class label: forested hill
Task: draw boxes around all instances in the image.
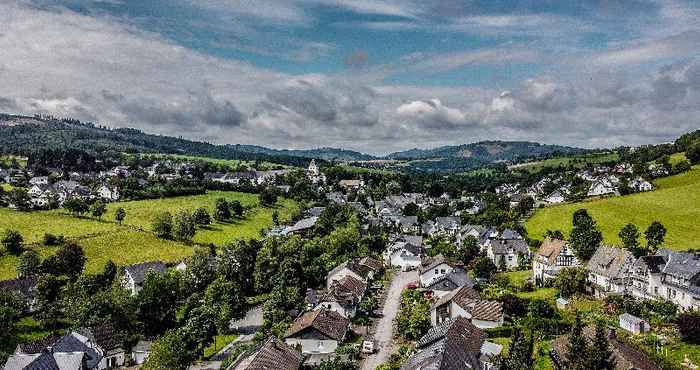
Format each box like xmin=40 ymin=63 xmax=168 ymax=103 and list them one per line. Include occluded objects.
xmin=0 ymin=114 xmax=313 ymax=167
xmin=227 ymin=144 xmax=377 ymax=161
xmin=387 ymin=141 xmax=588 ymax=161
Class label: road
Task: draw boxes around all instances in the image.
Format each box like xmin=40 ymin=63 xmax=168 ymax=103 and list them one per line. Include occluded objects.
xmin=360 ymin=270 xmax=418 ymax=370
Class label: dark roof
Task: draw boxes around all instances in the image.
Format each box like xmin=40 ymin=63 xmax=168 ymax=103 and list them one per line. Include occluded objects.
xmin=632 ymin=255 xmax=667 ymax=274
xmin=228 ymin=336 xmax=303 ymax=370
xmin=327 ymin=260 xmax=365 ymax=281
xmin=426 ymin=268 xmax=474 ymax=291
xmin=284 ymin=308 xmax=350 ymax=341
xmin=0 ymin=276 xmax=37 ymax=298
xmin=421 ymin=254 xmax=453 ymax=273
xmin=3 ymin=350 xmax=86 ymax=370
xmin=587 ymin=246 xmax=634 ymax=279
xmin=16 ymin=335 xmax=61 ymax=354
xmin=489 ymin=238 xmax=529 ymax=255
xmin=435 ymin=217 xmax=460 ymax=229
xmin=75 ymin=322 xmax=124 ymax=352
xmin=470 ymin=301 xmax=503 ymax=322
xmin=123 ymin=261 xmax=166 ymax=285
xmin=536 ymin=238 xmax=568 ymax=265
xmin=54 ymin=334 xmax=101 ymax=369
xmin=662 ymin=251 xmax=700 ymax=280
xmin=433 ymin=285 xmax=481 ymax=310
xmin=402 ymin=317 xmax=485 ymax=370
xmin=322 ymin=275 xmax=367 ymax=303
xmin=359 ymin=257 xmax=383 ymax=273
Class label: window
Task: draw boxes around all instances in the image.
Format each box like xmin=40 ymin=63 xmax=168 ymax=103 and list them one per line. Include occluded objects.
xmin=434 ymin=269 xmax=438 ymax=274
xmin=440 ymin=269 xmax=446 ymax=274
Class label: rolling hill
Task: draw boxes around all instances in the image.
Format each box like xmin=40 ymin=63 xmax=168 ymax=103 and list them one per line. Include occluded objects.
xmin=525 ymin=165 xmax=700 ymax=251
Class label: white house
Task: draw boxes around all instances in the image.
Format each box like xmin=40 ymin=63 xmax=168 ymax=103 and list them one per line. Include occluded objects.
xmin=338 ymin=179 xmax=364 ymax=191
xmin=419 ymin=254 xmax=457 ymax=287
xmin=72 ymin=324 xmax=126 ymax=369
xmin=629 ymin=254 xmax=667 ymax=300
xmin=586 ymin=246 xmax=635 ymax=298
xmin=97 ymin=185 xmax=120 ymax=201
xmin=533 ymin=238 xmax=580 ymax=284
xmin=587 ymin=179 xmax=618 ymax=197
xmin=619 ymin=313 xmax=650 ymax=335
xmin=284 ymin=308 xmax=349 ymax=366
xmin=29 ymin=176 xmax=49 ymax=186
xmin=543 ymin=190 xmax=566 ymax=204
xmin=484 ymin=238 xmax=530 ymax=270
xmin=314 ymin=275 xmax=366 ymax=319
xmin=122 ymin=261 xmax=166 ymax=296
xmin=430 ymin=285 xmax=504 ymax=329
xmin=630 ymin=177 xmax=653 ymax=192
xmin=384 ymin=241 xmax=422 ymax=271
xmin=658 ymin=250 xmax=700 ymax=310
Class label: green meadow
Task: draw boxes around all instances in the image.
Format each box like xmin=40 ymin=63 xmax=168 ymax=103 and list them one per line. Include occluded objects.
xmin=511 ymin=152 xmax=619 ymax=173
xmin=0 ymin=191 xmax=298 ymax=279
xmin=526 ymin=166 xmax=700 ymax=250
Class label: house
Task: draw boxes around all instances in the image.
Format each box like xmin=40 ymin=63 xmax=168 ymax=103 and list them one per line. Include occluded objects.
xmin=97 ymin=185 xmax=120 ymax=201
xmin=29 ymin=176 xmax=49 ymax=186
xmin=0 ymin=277 xmax=38 ymax=312
xmin=619 ymin=313 xmax=650 ymax=335
xmin=131 ymin=340 xmax=152 ymax=365
xmin=307 ymin=206 xmax=326 ymax=217
xmin=282 ymin=216 xmax=318 ymax=236
xmin=3 ymin=351 xmax=88 ymax=370
xmin=122 ymin=261 xmax=166 ymax=295
xmin=315 ymin=274 xmax=367 ymax=318
xmin=326 ymin=191 xmax=346 ymax=204
xmin=307 ymin=160 xmax=326 ymax=184
xmin=284 ymin=308 xmax=350 ymax=366
xmin=391 ymin=216 xmax=418 ymax=234
xmin=587 ymin=179 xmax=618 ymax=197
xmin=544 ymin=190 xmax=566 ymax=204
xmin=327 ymin=260 xmax=367 ymax=289
xmin=484 ymin=238 xmax=530 ymax=270
xmin=551 ymin=327 xmax=661 ymax=370
xmin=72 ymin=323 xmax=126 ymax=369
xmin=586 ymin=246 xmax=635 ymax=298
xmin=400 ymin=317 xmax=502 ymax=370
xmin=338 ymin=179 xmax=364 ymax=191
xmin=384 ymin=240 xmax=422 ymax=271
xmin=630 ymin=177 xmax=653 ymax=192
xmin=658 ymin=250 xmax=700 ymax=310
xmin=430 ymin=285 xmax=503 ymax=329
xmin=419 ymin=254 xmax=458 ymax=287
xmin=358 ymin=256 xmax=384 ymax=277
xmin=433 ymin=216 xmax=461 ymax=236
xmin=424 ymin=267 xmax=474 ymax=299
xmin=533 ymin=238 xmax=580 ymax=284
xmin=227 ymin=336 xmax=303 ymax=370
xmin=556 ymin=297 xmax=571 ymax=310
xmin=629 ymin=254 xmax=667 ymax=300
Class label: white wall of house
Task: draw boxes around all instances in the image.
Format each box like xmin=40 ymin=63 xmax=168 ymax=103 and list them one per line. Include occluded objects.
xmin=390 ymin=252 xmax=421 ymax=271
xmin=132 ymin=351 xmax=149 ymax=365
xmin=420 ymin=263 xmax=454 ymax=287
xmin=314 ymin=301 xmax=356 ymax=319
xmin=284 ymin=338 xmax=338 ymax=355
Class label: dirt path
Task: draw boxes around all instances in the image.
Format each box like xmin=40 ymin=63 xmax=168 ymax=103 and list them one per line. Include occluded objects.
xmin=360 ymin=270 xmax=418 ymax=370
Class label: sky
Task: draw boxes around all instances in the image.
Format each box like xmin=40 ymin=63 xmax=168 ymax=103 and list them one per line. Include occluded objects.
xmin=0 ymin=0 xmax=699 ymax=154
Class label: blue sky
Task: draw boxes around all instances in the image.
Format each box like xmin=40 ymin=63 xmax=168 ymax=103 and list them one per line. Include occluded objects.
xmin=1 ymin=0 xmax=699 ymax=153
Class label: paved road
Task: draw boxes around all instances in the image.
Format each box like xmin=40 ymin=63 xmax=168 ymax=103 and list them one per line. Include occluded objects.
xmin=361 ymin=270 xmax=418 ymax=370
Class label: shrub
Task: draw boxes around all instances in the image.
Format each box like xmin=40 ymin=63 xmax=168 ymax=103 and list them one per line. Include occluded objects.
xmin=42 ymin=233 xmax=64 ymax=246
xmin=677 ymin=311 xmax=700 ymax=344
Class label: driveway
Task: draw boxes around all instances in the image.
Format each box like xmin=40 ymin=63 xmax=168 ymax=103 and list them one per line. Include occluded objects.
xmin=361 ymin=269 xmax=418 ymax=370
xmin=229 ymin=305 xmax=263 ymax=334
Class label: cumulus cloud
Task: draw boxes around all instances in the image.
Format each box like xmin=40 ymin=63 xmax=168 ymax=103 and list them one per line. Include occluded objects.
xmin=396 ymin=99 xmax=480 ymax=129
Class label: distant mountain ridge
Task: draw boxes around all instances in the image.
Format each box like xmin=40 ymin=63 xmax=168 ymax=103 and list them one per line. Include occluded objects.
xmin=0 ymin=113 xmax=590 ymax=171
xmin=386 ymin=141 xmax=587 ymax=161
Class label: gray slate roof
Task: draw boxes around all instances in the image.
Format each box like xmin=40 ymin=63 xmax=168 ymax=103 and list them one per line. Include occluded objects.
xmin=402 ymin=317 xmax=485 ymax=370
xmin=124 ymin=261 xmax=166 ymax=285
xmin=587 ymin=246 xmax=635 ymax=280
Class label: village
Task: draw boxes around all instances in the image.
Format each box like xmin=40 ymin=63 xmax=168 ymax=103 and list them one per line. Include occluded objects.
xmin=1 ymin=149 xmax=699 ymax=370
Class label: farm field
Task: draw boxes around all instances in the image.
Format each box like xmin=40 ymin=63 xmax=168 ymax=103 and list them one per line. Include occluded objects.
xmin=526 ymin=166 xmax=700 ymax=250
xmin=136 ymin=153 xmax=284 ymax=170
xmin=0 ymin=191 xmax=298 ymax=279
xmin=510 ymin=152 xmax=619 ymax=173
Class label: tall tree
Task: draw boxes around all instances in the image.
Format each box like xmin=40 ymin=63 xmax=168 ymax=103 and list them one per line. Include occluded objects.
xmin=619 ymin=223 xmax=643 ymax=257
xmin=564 ymin=313 xmax=590 ymax=370
xmin=590 ymin=319 xmax=615 ymax=370
xmin=90 ymin=200 xmax=107 ymax=219
xmin=63 ymin=197 xmax=89 ymax=216
xmin=498 ymin=327 xmax=534 ymax=370
xmin=192 ymin=207 xmax=211 ymax=227
xmin=644 ymin=221 xmax=667 ymax=253
xmin=151 ymin=212 xmax=173 ymax=239
xmin=569 ymin=209 xmax=602 ymax=260
xmin=213 ymin=198 xmax=230 ymax=221
xmin=173 ymin=210 xmax=196 ymax=242
xmin=17 ymin=250 xmax=41 ymax=277
xmin=114 ymin=207 xmax=126 ymax=225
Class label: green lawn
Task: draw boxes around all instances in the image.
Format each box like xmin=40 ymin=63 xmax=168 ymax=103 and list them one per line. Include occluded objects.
xmin=526 ymin=166 xmax=700 ymax=250
xmin=202 ymin=334 xmax=238 ymax=359
xmin=0 ymin=192 xmax=298 ymax=279
xmin=1 ymin=184 xmax=12 ymax=192
xmin=516 ymin=288 xmax=558 ymax=301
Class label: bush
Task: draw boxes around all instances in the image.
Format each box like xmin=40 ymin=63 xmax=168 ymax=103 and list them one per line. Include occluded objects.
xmin=677 ymin=311 xmax=700 ymax=344
xmin=485 ymin=326 xmax=514 ymax=338
xmin=42 ymin=233 xmax=64 ymax=246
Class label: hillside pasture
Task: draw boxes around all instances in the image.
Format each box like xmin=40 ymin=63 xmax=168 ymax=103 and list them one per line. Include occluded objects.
xmin=511 ymin=152 xmax=619 ymax=173
xmin=526 ymin=166 xmax=700 ymax=250
xmin=0 ymin=191 xmax=298 ymax=279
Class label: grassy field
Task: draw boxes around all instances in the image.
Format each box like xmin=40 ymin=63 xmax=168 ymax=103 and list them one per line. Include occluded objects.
xmin=0 ymin=191 xmax=298 ymax=279
xmin=136 ymin=153 xmax=285 ymax=171
xmin=0 ymin=154 xmax=27 ymax=167
xmin=526 ymin=166 xmax=700 ymax=250
xmin=511 ymin=152 xmax=619 ymax=173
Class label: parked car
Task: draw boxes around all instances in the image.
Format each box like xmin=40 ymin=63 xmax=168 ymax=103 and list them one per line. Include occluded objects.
xmin=406 ymin=281 xmax=418 ymax=289
xmin=362 ymin=340 xmax=376 ymax=354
